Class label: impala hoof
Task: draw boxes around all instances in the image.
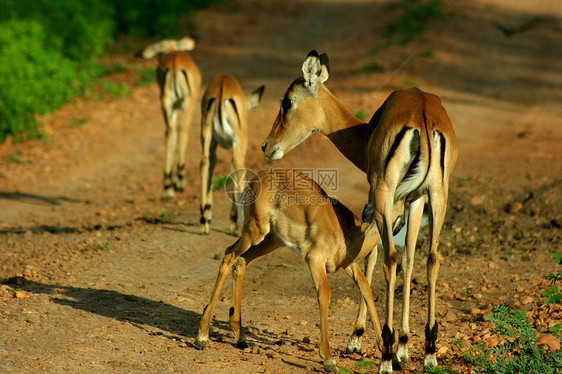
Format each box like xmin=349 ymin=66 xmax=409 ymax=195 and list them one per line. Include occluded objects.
xmin=424 ymin=353 xmax=438 ymax=368
xmin=323 ymin=358 xmax=337 ymax=373
xmin=174 ymin=181 xmax=185 ymax=193
xmin=229 ymin=222 xmax=239 ymax=236
xmin=345 ymin=335 xmax=362 ymax=354
xmin=396 ymin=343 xmax=410 ymax=364
xmin=193 ymin=336 xmax=209 ymax=350
xmin=235 ymin=340 xmax=248 ymax=349
xmin=161 ymin=188 xmax=175 ymax=200
xmin=379 ymin=359 xmax=393 ymax=374
xmin=200 ymin=222 xmax=210 ymax=235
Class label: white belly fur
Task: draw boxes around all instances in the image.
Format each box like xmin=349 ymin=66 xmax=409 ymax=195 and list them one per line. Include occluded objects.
xmin=276 ymin=233 xmax=303 ymax=258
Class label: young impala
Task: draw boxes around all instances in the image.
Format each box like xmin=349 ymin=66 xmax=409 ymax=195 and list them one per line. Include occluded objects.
xmin=200 ymin=75 xmax=264 ymax=235
xmin=194 ymin=169 xmax=383 ymax=372
xmin=142 ymin=37 xmax=202 ymax=199
xmin=262 ymin=51 xmax=458 ymax=373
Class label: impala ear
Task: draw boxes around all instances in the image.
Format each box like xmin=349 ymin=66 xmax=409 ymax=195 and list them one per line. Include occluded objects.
xmin=247 ymin=85 xmax=265 ymax=109
xmin=302 ymin=50 xmax=322 ymax=90
xmin=319 ymin=53 xmax=330 ymax=83
xmin=302 ymin=50 xmax=330 ymax=91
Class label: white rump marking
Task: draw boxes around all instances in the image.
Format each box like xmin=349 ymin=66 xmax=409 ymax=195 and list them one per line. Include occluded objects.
xmin=395 ymin=129 xmax=424 ymax=202
xmin=212 ymin=100 xmax=235 ymax=148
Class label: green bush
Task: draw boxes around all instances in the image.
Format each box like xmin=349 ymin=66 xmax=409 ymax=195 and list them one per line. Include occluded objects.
xmin=0 ymin=0 xmax=115 ymax=60
xmin=113 ymin=0 xmax=192 ymax=37
xmin=0 ymin=20 xmax=88 ymax=142
xmin=0 ymin=0 xmax=221 ymax=142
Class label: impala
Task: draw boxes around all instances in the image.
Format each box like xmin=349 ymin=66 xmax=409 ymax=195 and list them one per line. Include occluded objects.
xmin=194 ymin=169 xmax=383 ymax=372
xmin=200 ymin=75 xmax=264 ymax=235
xmin=142 ymin=37 xmax=202 ymax=199
xmin=262 ymin=51 xmax=458 ymax=373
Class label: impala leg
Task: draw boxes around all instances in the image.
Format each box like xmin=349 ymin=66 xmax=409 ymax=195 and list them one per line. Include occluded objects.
xmin=229 ymin=141 xmax=247 ymax=236
xmin=175 ymin=99 xmax=195 ymax=193
xmin=346 ymin=245 xmax=378 ymax=353
xmin=344 ymin=262 xmax=383 ymax=352
xmin=396 ymin=196 xmax=425 ymax=365
xmin=200 ymin=131 xmax=217 ymax=235
xmin=229 ymin=234 xmax=281 ymax=348
xmin=308 ymin=258 xmax=336 ymax=373
xmin=376 ymin=197 xmax=399 ymax=374
xmin=162 ymin=106 xmax=178 ymax=199
xmin=194 ymin=235 xmax=251 ymax=349
xmin=230 ymin=257 xmax=248 ymax=348
xmin=424 ymin=187 xmax=447 ymax=368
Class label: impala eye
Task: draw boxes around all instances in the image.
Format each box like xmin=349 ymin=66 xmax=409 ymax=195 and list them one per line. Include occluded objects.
xmin=281 ymin=98 xmax=293 ymax=112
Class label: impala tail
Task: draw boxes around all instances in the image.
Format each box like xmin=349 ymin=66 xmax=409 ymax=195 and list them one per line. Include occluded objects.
xmin=141 ymin=37 xmax=195 ymax=59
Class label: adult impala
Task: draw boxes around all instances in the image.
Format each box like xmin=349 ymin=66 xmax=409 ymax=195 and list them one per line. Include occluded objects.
xmin=194 ymin=169 xmax=383 ymax=372
xmin=200 ymin=75 xmax=264 ymax=235
xmin=262 ymin=51 xmax=458 ymax=373
xmin=142 ymin=37 xmax=201 ymax=199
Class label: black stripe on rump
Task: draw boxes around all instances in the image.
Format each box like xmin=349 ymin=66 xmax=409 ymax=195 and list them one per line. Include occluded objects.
xmin=385 ymin=126 xmax=412 ymax=170
xmin=403 ymin=129 xmax=421 ymax=177
xmin=438 ymin=131 xmax=446 ymax=177
xmin=205 ymin=97 xmax=216 ymax=115
xmin=180 ymin=70 xmax=190 ymax=95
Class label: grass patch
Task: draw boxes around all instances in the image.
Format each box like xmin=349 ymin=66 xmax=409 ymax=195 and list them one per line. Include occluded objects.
xmin=542 ymin=252 xmax=562 ymax=304
xmin=422 ymin=366 xmax=459 ymax=374
xmin=363 ymin=0 xmax=450 ymax=74
xmin=135 ymin=67 xmax=157 ymax=87
xmin=360 ymin=61 xmax=385 ymax=73
xmin=95 ymin=240 xmax=111 ymax=251
xmin=385 ymin=0 xmax=448 ymax=45
xmin=6 ymin=153 xmax=24 ymax=164
xmin=159 ymin=211 xmax=176 ymax=219
xmin=212 ymin=175 xmax=233 ymax=192
xmin=69 ymin=117 xmax=88 ymax=128
xmin=455 ymin=305 xmax=562 ymax=374
xmin=97 ymin=80 xmax=129 ymax=99
xmin=415 ymin=49 xmax=435 ymax=58
xmin=542 ymin=252 xmax=562 ymax=334
xmin=401 ymin=79 xmax=419 ymax=87
xmin=354 ymin=110 xmax=370 ymax=121
xmin=99 ymin=63 xmax=129 ymax=75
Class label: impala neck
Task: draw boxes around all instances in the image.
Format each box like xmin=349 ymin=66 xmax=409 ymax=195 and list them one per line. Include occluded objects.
xmin=318 ymin=86 xmax=369 ymax=173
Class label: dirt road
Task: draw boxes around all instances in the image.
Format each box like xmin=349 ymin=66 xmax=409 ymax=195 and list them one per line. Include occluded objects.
xmin=1 ymin=0 xmax=561 ymax=373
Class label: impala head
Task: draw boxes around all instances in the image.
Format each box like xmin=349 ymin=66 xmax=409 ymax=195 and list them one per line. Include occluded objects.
xmin=262 ymin=50 xmax=330 ymax=160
